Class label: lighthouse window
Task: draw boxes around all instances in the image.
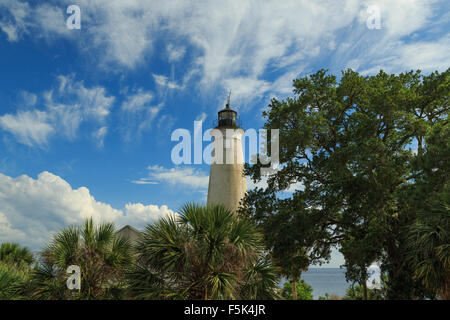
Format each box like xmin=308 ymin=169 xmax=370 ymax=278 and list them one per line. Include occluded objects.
xmin=218 ymin=110 xmax=237 ymax=127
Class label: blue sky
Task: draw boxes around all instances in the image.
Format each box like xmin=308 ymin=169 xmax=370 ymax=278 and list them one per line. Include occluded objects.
xmin=0 ymin=1 xmax=448 ymax=267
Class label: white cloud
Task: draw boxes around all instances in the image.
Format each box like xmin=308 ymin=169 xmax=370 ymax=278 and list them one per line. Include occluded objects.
xmin=53 ymin=74 xmax=114 ymax=122
xmin=336 ymin=0 xmax=449 ymax=75
xmin=195 ymin=112 xmax=207 ymax=123
xmin=0 ymin=171 xmax=175 ymax=249
xmin=0 ymin=21 xmax=20 ymax=41
xmin=0 ymin=74 xmax=115 ymax=147
xmin=222 ymin=77 xmax=271 ymax=108
xmin=0 ymin=110 xmax=54 ymax=147
xmin=0 ymin=171 xmax=120 ymax=248
xmin=351 ymin=35 xmax=450 ymax=75
xmin=0 ymin=1 xmax=356 ymax=84
xmin=153 ymin=74 xmax=184 ymax=90
xmin=131 ymin=162 xmax=305 ymax=198
xmin=389 ymin=36 xmax=449 ymax=72
xmin=135 ymin=164 xmax=303 ymax=195
xmin=120 ymin=89 xmax=163 ymax=141
xmin=0 ymin=211 xmax=27 ymax=244
xmin=2 ymin=1 xmax=447 ymax=78
xmin=20 ymin=91 xmax=37 ymax=106
xmin=1 ymin=0 xmax=448 ymax=115
xmin=121 ymin=89 xmax=153 ymax=112
xmin=33 ymin=3 xmax=71 ymax=38
xmin=92 ymin=126 xmax=108 ymax=148
xmin=120 ymin=203 xmax=176 ymax=227
xmin=136 ymin=165 xmax=209 ymax=191
xmin=358 ymin=0 xmax=434 ymax=38
xmin=167 ymin=44 xmax=186 ymax=62
xmin=0 ymin=0 xmax=31 ymax=41
xmin=270 ymin=68 xmax=305 ymax=95
xmin=0 ymin=0 xmax=70 ymax=41
xmin=1 ymin=0 xmax=447 ymax=97
xmin=130 ymin=179 xmax=159 ymax=185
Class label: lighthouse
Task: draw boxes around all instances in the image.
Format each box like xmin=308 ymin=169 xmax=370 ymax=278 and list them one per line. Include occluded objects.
xmin=207 ymin=94 xmax=247 ymax=213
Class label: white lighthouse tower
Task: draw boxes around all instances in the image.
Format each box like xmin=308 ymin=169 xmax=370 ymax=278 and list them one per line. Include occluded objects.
xmin=207 ymin=94 xmax=247 ymax=213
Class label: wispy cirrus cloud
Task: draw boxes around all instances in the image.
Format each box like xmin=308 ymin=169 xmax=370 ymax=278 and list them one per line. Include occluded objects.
xmin=0 ymin=110 xmax=54 ymax=147
xmin=0 ymin=0 xmax=70 ymax=41
xmin=0 ymin=0 xmax=31 ymax=41
xmin=2 ymin=0 xmax=447 ymax=109
xmin=153 ymin=74 xmax=184 ymax=90
xmin=1 ymin=0 xmax=448 ymax=134
xmin=133 ymin=165 xmax=209 ymax=191
xmin=92 ymin=126 xmax=108 ymax=148
xmin=120 ymin=89 xmax=163 ymax=142
xmin=166 ymin=43 xmax=186 ymax=62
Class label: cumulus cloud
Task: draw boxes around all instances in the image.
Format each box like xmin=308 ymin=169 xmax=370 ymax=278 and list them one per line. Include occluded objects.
xmin=0 ymin=75 xmax=115 ymax=147
xmin=0 ymin=171 xmax=175 ymax=249
xmin=119 ymin=203 xmax=176 ymax=227
xmin=0 ymin=171 xmax=120 ymax=248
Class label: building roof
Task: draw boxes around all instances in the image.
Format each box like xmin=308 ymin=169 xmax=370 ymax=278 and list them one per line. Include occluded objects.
xmin=116 ymin=225 xmax=142 ymax=244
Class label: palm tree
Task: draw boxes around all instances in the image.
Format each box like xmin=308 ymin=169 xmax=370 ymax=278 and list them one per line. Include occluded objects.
xmin=0 ymin=242 xmax=34 ymax=268
xmin=0 ymin=242 xmax=34 ymax=300
xmin=127 ymin=203 xmax=279 ymax=300
xmin=405 ymin=198 xmax=450 ymax=300
xmin=0 ymin=262 xmax=29 ymax=300
xmin=31 ymin=218 xmax=133 ymax=300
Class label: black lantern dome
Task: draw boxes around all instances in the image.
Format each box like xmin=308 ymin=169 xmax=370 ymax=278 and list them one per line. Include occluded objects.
xmin=216 ymin=92 xmax=240 ymax=128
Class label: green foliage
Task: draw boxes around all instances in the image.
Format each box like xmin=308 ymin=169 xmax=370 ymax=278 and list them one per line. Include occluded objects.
xmin=239 ymin=186 xmax=333 ymax=287
xmin=30 ymin=218 xmax=133 ymax=300
xmin=318 ymin=293 xmax=342 ymax=300
xmin=0 ymin=242 xmax=34 ymax=268
xmin=343 ymin=284 xmax=384 ymax=300
xmin=243 ymin=68 xmax=449 ymax=299
xmin=0 ymin=242 xmax=34 ymax=300
xmin=0 ymin=262 xmax=30 ymax=300
xmin=405 ymin=191 xmax=450 ymax=299
xmin=1 ymin=67 xmax=447 ymax=301
xmin=128 ymin=203 xmax=280 ymax=300
xmin=280 ymin=279 xmax=313 ymax=300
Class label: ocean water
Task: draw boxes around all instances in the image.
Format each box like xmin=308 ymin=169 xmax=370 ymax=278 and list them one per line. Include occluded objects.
xmin=281 ymin=268 xmax=351 ymax=299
